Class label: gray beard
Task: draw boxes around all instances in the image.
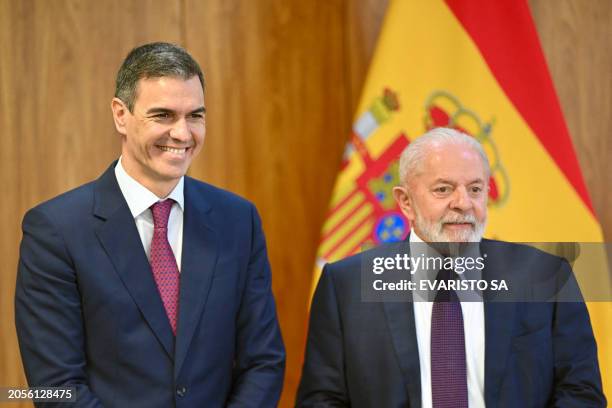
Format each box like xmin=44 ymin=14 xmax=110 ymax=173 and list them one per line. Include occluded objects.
xmin=413 ymin=212 xmax=486 ymax=243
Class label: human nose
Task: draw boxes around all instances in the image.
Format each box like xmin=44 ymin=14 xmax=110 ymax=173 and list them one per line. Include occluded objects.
xmin=450 ymin=186 xmax=472 ymax=211
xmin=169 ymin=118 xmax=190 ymax=142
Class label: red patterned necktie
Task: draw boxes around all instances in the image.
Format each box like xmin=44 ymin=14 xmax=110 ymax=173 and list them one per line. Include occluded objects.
xmin=431 ymin=265 xmax=468 ymax=408
xmin=150 ymin=199 xmax=180 ymax=335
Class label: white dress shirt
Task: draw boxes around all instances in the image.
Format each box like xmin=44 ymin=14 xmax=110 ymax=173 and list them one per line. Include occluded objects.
xmin=411 ymin=232 xmax=485 ymax=408
xmin=114 ymin=157 xmax=184 ymax=271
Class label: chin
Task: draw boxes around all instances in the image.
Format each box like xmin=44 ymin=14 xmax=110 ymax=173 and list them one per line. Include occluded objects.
xmin=448 ymin=229 xmax=484 ymax=243
xmin=445 ymin=232 xmax=470 ymax=243
xmin=443 ymin=231 xmax=476 ymax=243
xmin=156 ymin=164 xmax=189 ymax=180
xmin=414 ymin=217 xmax=485 ymax=243
xmin=427 ymin=228 xmax=477 ymax=243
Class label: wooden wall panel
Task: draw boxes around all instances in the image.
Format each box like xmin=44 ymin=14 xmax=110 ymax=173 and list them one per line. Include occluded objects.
xmin=529 ymin=0 xmax=612 ymax=240
xmin=346 ymin=0 xmax=389 ymax=117
xmin=183 ymin=1 xmax=348 ymax=405
xmin=0 ymin=1 xmax=182 ymax=406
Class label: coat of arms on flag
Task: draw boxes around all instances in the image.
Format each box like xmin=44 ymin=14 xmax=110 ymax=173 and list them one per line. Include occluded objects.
xmin=317 ymin=88 xmax=508 ymax=270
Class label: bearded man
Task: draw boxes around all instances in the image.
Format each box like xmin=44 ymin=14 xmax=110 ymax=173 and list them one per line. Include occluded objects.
xmin=296 ymin=127 xmax=605 ymax=407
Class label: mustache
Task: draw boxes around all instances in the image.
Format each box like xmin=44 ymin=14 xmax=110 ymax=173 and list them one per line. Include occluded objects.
xmin=440 ymin=213 xmax=477 ymax=225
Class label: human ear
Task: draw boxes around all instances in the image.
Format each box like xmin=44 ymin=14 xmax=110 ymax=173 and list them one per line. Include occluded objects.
xmin=110 ymin=97 xmax=129 ymax=136
xmin=393 ymin=186 xmax=416 ymax=222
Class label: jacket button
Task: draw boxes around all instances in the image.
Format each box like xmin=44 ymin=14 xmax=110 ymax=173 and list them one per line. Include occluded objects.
xmin=176 ymin=386 xmax=187 ymax=397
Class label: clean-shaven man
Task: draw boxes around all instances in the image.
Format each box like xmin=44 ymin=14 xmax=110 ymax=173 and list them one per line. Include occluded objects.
xmin=16 ymin=42 xmax=285 ymax=407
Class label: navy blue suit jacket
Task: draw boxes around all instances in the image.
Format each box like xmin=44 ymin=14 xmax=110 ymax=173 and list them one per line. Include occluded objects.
xmin=297 ymin=240 xmax=605 ymax=407
xmin=15 ymin=163 xmax=285 ymax=407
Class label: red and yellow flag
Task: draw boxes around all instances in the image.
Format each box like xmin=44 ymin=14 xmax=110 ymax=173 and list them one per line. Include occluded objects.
xmin=314 ymin=0 xmax=611 ymax=396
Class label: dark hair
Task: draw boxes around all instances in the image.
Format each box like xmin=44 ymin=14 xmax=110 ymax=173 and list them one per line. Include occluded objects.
xmin=115 ymin=42 xmax=205 ymax=111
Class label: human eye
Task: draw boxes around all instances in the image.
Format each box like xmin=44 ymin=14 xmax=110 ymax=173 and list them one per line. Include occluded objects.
xmin=433 ymin=185 xmax=452 ymax=195
xmin=188 ymin=108 xmax=206 ymax=121
xmin=469 ymin=185 xmax=483 ymax=196
xmin=148 ymin=110 xmax=173 ymax=121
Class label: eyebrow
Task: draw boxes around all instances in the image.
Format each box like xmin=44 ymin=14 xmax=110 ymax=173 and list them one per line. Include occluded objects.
xmin=145 ymin=106 xmax=206 ymax=115
xmin=432 ymin=178 xmax=485 ymax=185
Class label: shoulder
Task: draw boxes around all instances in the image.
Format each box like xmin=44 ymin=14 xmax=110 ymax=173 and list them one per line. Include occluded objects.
xmin=481 ymin=239 xmax=571 ymax=294
xmin=325 ymin=252 xmax=363 ymax=275
xmin=322 ymin=245 xmax=390 ymax=288
xmin=23 ymin=181 xmax=96 ymax=226
xmin=481 ymin=238 xmax=566 ymax=264
xmin=185 ymin=176 xmax=255 ymax=212
xmin=184 ymin=177 xmax=260 ymax=230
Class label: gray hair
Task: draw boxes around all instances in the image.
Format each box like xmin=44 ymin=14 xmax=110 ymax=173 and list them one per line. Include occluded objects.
xmin=115 ymin=42 xmax=205 ymax=112
xmin=399 ymin=127 xmax=490 ymax=185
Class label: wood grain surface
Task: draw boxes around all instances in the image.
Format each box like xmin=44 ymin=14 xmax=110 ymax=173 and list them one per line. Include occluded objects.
xmin=529 ymin=0 xmax=612 ymax=240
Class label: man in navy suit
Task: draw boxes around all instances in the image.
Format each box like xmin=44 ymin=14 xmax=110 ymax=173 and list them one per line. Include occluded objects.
xmin=297 ymin=128 xmax=605 ymax=407
xmin=16 ymin=42 xmax=285 ymax=407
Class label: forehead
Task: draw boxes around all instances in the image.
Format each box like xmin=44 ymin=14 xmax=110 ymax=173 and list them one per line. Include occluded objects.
xmin=416 ymin=142 xmax=486 ymax=184
xmin=133 ymin=76 xmax=204 ymax=108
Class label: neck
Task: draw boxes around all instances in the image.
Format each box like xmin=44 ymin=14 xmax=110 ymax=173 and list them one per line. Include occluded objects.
xmin=120 ymin=158 xmax=179 ymax=199
xmin=145 ymin=181 xmax=178 ymax=199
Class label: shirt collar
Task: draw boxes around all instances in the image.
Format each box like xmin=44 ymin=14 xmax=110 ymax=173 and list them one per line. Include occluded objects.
xmin=408 ymin=228 xmax=484 ymax=301
xmin=409 ymin=229 xmax=425 ymax=245
xmin=409 ymin=229 xmax=442 ymax=264
xmin=114 ymin=157 xmax=185 ymax=218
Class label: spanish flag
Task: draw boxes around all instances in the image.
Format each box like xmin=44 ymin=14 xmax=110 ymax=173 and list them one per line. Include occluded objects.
xmin=314 ymin=0 xmax=611 ymax=397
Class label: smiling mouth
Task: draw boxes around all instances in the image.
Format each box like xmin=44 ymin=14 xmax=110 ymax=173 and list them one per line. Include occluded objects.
xmin=157 ymin=145 xmax=189 ymax=155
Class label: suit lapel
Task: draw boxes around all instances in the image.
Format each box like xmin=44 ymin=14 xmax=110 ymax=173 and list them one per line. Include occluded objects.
xmin=383 ymin=301 xmax=422 ymax=408
xmin=482 ymin=240 xmax=516 ymax=408
xmin=174 ymin=178 xmax=218 ymax=378
xmin=93 ymin=163 xmax=175 ymax=359
xmin=382 ymin=244 xmax=422 ymax=408
xmin=380 ymin=239 xmax=421 ymax=407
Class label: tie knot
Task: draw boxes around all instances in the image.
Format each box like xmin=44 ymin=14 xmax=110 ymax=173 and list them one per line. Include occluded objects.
xmin=435 ymin=262 xmax=459 ymax=303
xmin=151 ymin=199 xmax=174 ymax=229
xmin=436 ymin=263 xmax=456 ymax=282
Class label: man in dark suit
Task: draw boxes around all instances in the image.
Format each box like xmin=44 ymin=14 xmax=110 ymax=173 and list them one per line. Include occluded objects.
xmin=16 ymin=42 xmax=285 ymax=407
xmin=297 ymin=128 xmax=605 ymax=407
